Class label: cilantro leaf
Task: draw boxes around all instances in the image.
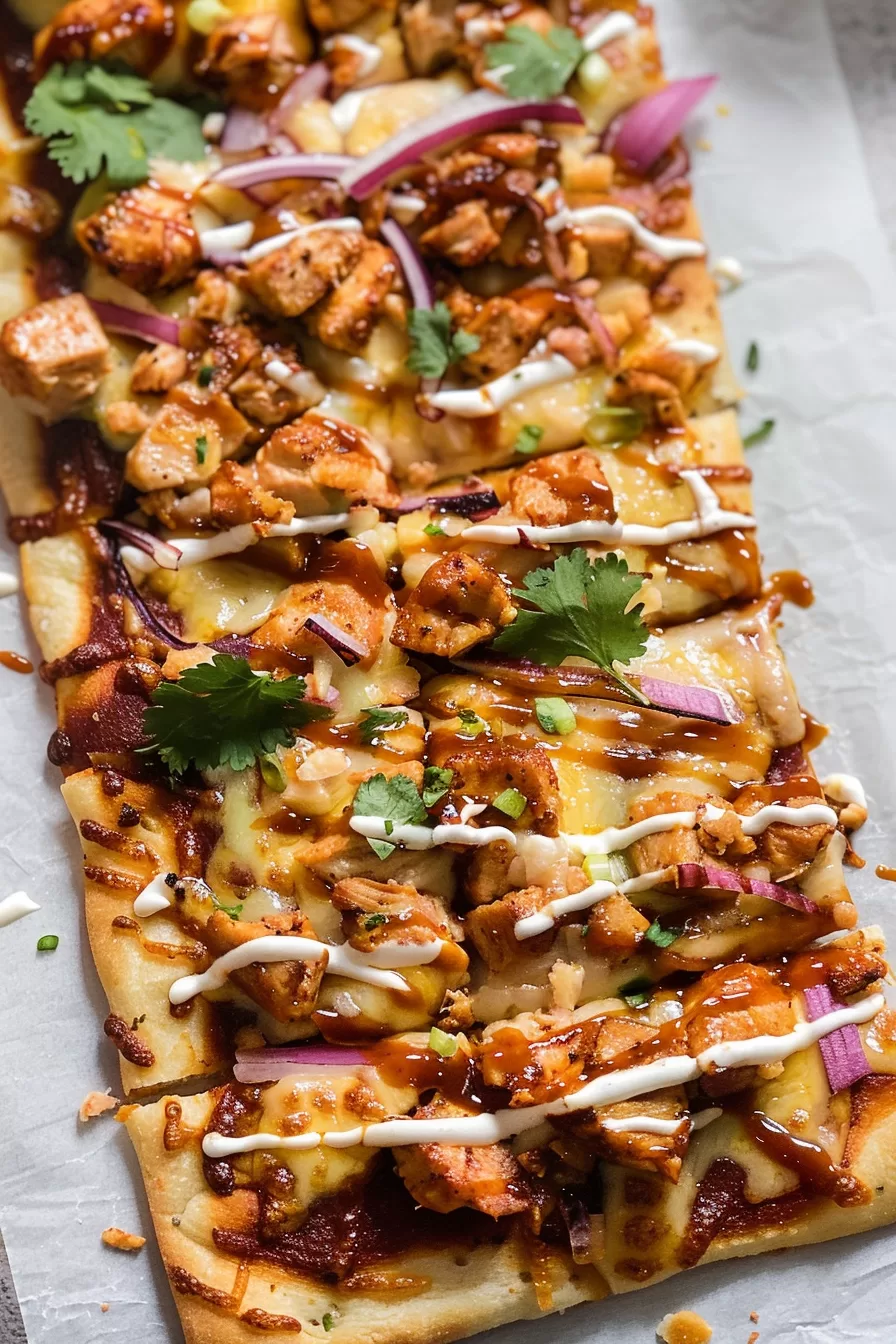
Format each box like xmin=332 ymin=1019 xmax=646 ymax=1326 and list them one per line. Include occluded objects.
xmin=485 ymin=24 xmax=583 ymax=100
xmin=512 ymin=424 xmax=544 ymax=456
xmin=142 ymin=654 xmax=330 ymax=775
xmin=25 ymin=61 xmax=205 ymax=186
xmin=492 ymin=550 xmax=648 ymax=694
xmin=422 ymin=765 xmax=453 ymax=808
xmin=359 ymin=706 xmax=409 ymax=745
xmin=645 ymin=920 xmax=682 ymax=948
xmin=406 ymin=302 xmax=480 ymax=379
xmin=619 ymin=975 xmax=653 ymax=1008
xmin=743 ymin=417 xmax=776 ymax=448
xmin=352 ymin=772 xmax=429 ymax=859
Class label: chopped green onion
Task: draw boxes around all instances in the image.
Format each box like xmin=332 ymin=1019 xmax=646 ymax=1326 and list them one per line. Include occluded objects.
xmin=512 ymin=424 xmax=544 ymax=456
xmin=211 ymin=894 xmax=243 ymax=921
xmin=583 ymin=851 xmax=631 ymax=885
xmin=364 ymin=913 xmax=387 ymax=929
xmin=619 ymin=975 xmax=653 ymax=1008
xmin=195 ymin=434 xmax=208 ymax=465
xmin=583 ymin=406 xmax=645 ymax=447
xmin=322 ymin=1313 xmax=335 ymax=1333
xmin=493 ymin=787 xmax=527 ymax=819
xmin=197 ymin=363 xmax=214 ymax=387
xmin=534 ymin=696 xmax=576 ymax=735
xmin=424 ymin=521 xmax=445 ymax=537
xmin=429 ymin=1026 xmax=458 ymax=1058
xmin=422 ymin=765 xmax=453 ymax=807
xmin=259 ymin=754 xmax=287 ymax=793
xmin=746 ymin=340 xmax=759 ymax=372
xmin=743 ymin=417 xmax=775 ymax=448
xmin=645 ymin=920 xmax=681 ymax=948
xmin=457 ymin=709 xmax=486 ymax=738
xmin=36 ymin=934 xmax=59 ymax=952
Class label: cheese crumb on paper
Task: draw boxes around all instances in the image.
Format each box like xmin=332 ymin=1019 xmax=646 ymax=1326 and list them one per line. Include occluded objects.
xmin=78 ymin=1090 xmax=119 ymax=1122
xmin=101 ymin=1227 xmax=146 ymax=1252
xmin=657 ymin=1311 xmax=713 ymax=1344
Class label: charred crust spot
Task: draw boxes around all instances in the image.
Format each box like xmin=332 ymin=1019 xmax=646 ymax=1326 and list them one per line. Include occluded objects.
xmin=240 ymin=1308 xmax=303 ymax=1331
xmin=118 ymin=803 xmax=141 ymax=828
xmin=167 ymin=1264 xmax=234 ymax=1310
xmin=46 ymin=729 xmax=72 ymax=766
xmin=103 ymin=1013 xmax=155 ymax=1068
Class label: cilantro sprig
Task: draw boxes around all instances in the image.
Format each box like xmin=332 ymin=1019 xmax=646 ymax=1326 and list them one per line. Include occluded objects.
xmin=485 ymin=24 xmax=584 ymax=99
xmin=25 ymin=61 xmax=205 ymax=186
xmin=407 ymin=302 xmax=480 ymax=379
xmin=352 ymin=772 xmax=430 ymax=860
xmin=142 ymin=654 xmax=330 ymax=775
xmin=359 ymin=706 xmax=409 ymax=746
xmin=492 ymin=550 xmax=648 ymax=697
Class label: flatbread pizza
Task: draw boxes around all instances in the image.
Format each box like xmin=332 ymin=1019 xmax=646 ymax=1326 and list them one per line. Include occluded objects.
xmin=0 ymin=2 xmax=890 ymax=1342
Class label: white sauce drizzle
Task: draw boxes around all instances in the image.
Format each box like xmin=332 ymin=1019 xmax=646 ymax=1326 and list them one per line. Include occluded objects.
xmin=600 ymin=1114 xmax=685 ymax=1135
xmin=350 ymin=815 xmax=518 ymax=850
xmin=202 ymin=995 xmax=884 ymax=1156
xmin=264 ymin=359 xmax=325 ymax=403
xmin=461 ymin=469 xmax=755 ymax=546
xmin=713 ymin=256 xmax=744 ymax=290
xmin=330 ymin=84 xmax=385 ymax=135
xmin=242 ymin=217 xmax=362 ymax=264
xmin=581 ymin=12 xmax=638 ymax=52
xmin=168 ymin=934 xmax=448 ymax=1005
xmin=568 ymin=802 xmax=838 ymax=858
xmin=0 ymin=891 xmax=40 ymax=927
xmin=121 ymin=512 xmax=350 ymax=573
xmin=199 ymin=220 xmax=254 ymax=258
xmin=665 ymin=338 xmax=720 ymax=366
xmin=424 ymin=350 xmax=576 ymax=418
xmin=545 ymin=203 xmax=706 ymax=261
xmin=514 ymin=870 xmax=668 ymax=940
xmin=0 ymin=572 xmax=20 ymax=598
xmin=388 ymin=192 xmax=427 ymax=224
xmin=821 ymin=774 xmax=867 ymax=810
xmin=324 ymin=33 xmax=382 ymax=80
xmin=133 ymin=873 xmax=174 ymax=919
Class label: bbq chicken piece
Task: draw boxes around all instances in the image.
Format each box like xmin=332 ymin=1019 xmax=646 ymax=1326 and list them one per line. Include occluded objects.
xmin=250 ymin=414 xmax=398 ymax=512
xmin=75 ymin=186 xmax=200 ymax=293
xmin=331 ymin=876 xmax=463 ymax=952
xmin=0 ymin=183 xmax=61 ymax=240
xmin=734 ymin=784 xmax=834 ymax=879
xmin=395 ymin=1096 xmax=533 ymax=1217
xmin=509 ymin=449 xmax=617 ymax=526
xmin=194 ymin=12 xmax=300 ymax=109
xmin=559 ymin=1088 xmax=690 ymax=1182
xmin=129 ymin=343 xmax=188 ymax=395
xmin=201 ymin=323 xmax=325 ymax=430
xmin=304 ymin=238 xmax=397 ymax=353
xmin=685 ymin=963 xmax=794 ymax=1097
xmin=391 ymin=553 xmax=515 ymax=658
xmin=465 ymin=886 xmax=555 ymax=971
xmin=584 ymin=891 xmax=651 ymax=958
xmin=445 ymin=291 xmax=544 ymax=381
xmin=627 ymin=791 xmax=727 ymax=876
xmin=0 ymin=293 xmax=111 ymax=421
xmin=206 ymin=460 xmax=295 ymax=528
xmin=34 ymin=0 xmax=173 ymax=73
xmin=199 ymin=909 xmax=326 ymax=1022
xmin=400 ymin=0 xmax=460 ymax=74
xmin=420 ymin=200 xmax=501 ymax=267
xmin=305 ymin=0 xmax=395 ymax=33
xmin=124 ymin=384 xmax=250 ymax=492
xmin=243 ymin=227 xmax=364 ymax=319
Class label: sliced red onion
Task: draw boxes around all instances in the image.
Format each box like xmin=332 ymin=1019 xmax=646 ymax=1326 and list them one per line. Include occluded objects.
xmin=804 ymin=984 xmax=872 ymax=1092
xmin=339 ymin=90 xmax=584 ymax=200
xmin=607 ymin=76 xmax=717 ymax=172
xmin=638 ymin=676 xmax=743 ymax=727
xmin=235 ymin=1043 xmax=368 ymax=1083
xmin=100 ymin=519 xmax=182 ymax=571
xmin=271 ymin=61 xmax=331 ymax=138
xmin=304 ymin=614 xmax=367 ymax=665
xmin=391 ymin=485 xmax=500 ymax=519
xmin=570 ymin=293 xmax=618 ymax=370
xmin=221 ymin=106 xmax=271 ymax=153
xmin=214 ymin=151 xmax=353 ymax=190
xmin=379 ymin=217 xmax=434 ymax=310
xmin=111 ymin=543 xmax=258 ymax=655
xmin=765 ymin=744 xmax=809 ymax=784
xmin=558 ymin=1192 xmax=593 ymax=1265
xmin=675 ymin=863 xmax=819 ymax=913
xmin=88 ymin=299 xmax=181 ymax=348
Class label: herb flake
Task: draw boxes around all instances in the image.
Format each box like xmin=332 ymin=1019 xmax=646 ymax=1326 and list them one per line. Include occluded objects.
xmin=485 ymin=24 xmax=584 ymax=99
xmin=406 ymin=302 xmax=480 ymax=379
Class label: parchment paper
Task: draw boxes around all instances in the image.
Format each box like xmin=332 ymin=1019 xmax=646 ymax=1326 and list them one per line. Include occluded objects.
xmin=2 ymin=1 xmax=896 ymax=1339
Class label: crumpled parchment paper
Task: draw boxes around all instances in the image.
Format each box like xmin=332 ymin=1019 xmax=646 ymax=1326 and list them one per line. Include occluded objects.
xmin=2 ymin=0 xmax=896 ymax=1339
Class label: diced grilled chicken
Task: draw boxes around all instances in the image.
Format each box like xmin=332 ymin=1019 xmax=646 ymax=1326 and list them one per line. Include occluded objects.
xmin=395 ymin=1096 xmax=533 ymax=1217
xmin=207 ymin=460 xmax=295 ymax=528
xmin=480 ymin=1012 xmax=659 ymax=1104
xmin=735 ymin=787 xmax=833 ymax=879
xmin=331 ymin=876 xmax=462 ymax=952
xmin=0 ymin=293 xmax=110 ymax=421
xmin=304 ymin=238 xmax=397 ymax=354
xmin=130 ymin=342 xmax=188 ymax=395
xmin=400 ymin=0 xmax=460 ymax=73
xmin=584 ymin=892 xmax=651 ymax=958
xmin=509 ymin=449 xmax=617 ymax=526
xmin=0 ymin=182 xmax=61 ymax=240
xmin=685 ymin=963 xmax=794 ymax=1097
xmin=124 ymin=384 xmax=250 ymax=492
xmin=195 ymin=12 xmax=299 ymax=109
xmin=244 ymin=227 xmax=363 ymax=319
xmin=606 ymin=368 xmax=687 ymax=430
xmin=627 ymin=791 xmax=726 ymax=876
xmin=391 ymin=553 xmax=515 ymax=658
xmin=445 ymin=290 xmax=544 ymax=380
xmin=34 ymin=0 xmax=173 ymax=73
xmin=253 ymin=538 xmax=390 ymax=663
xmin=190 ymin=270 xmax=245 ymax=324
xmin=306 ymin=0 xmax=394 ymax=33
xmin=201 ymin=909 xmax=326 ymax=1022
xmin=578 ymin=224 xmax=633 ymax=279
xmin=202 ymin=323 xmax=324 ymax=429
xmin=250 ymin=414 xmax=398 ymax=511
xmin=76 ymin=186 xmax=200 ymax=293
xmin=420 ymin=200 xmax=500 ymax=267
xmin=559 ymin=1088 xmax=690 ymax=1181
xmin=465 ymin=886 xmax=554 ymax=971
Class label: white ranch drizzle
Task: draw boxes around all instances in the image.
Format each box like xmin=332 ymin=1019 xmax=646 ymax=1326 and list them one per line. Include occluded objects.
xmin=0 ymin=572 xmax=18 ymax=598
xmin=133 ymin=873 xmax=174 ymax=918
xmin=349 ymin=816 xmax=517 ymax=850
xmin=581 ymin=12 xmax=638 ymax=52
xmin=665 ymin=338 xmax=720 ymax=365
xmin=545 ymin=203 xmax=706 ymax=261
xmin=424 ymin=350 xmax=576 ymax=418
xmin=167 ymin=934 xmax=448 ymax=1005
xmin=461 ymin=470 xmax=755 ymax=546
xmin=821 ymin=774 xmax=867 ymax=810
xmin=600 ymin=1114 xmax=685 ymax=1135
xmin=201 ymin=994 xmax=884 ymax=1156
xmin=0 ymin=891 xmax=40 ymax=927
xmin=713 ymin=256 xmax=744 ymax=290
xmin=264 ymin=359 xmax=325 ymax=403
xmin=199 ymin=220 xmax=254 ymax=257
xmin=514 ymin=870 xmax=667 ymax=940
xmin=121 ymin=512 xmax=350 ymax=573
xmin=567 ymin=802 xmax=838 ymax=858
xmin=242 ymin=217 xmax=363 ymax=265
xmin=324 ymin=33 xmax=382 ymax=80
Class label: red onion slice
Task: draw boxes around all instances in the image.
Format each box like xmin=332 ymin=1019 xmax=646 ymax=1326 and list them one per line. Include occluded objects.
xmin=379 ymin=217 xmax=434 ymax=310
xmin=608 ymin=76 xmax=717 ymax=172
xmin=100 ymin=519 xmax=182 ymax=571
xmin=638 ymin=676 xmax=743 ymax=727
xmin=213 ymin=151 xmax=353 ymax=189
xmin=235 ymin=1043 xmax=368 ymax=1083
xmin=271 ymin=61 xmax=331 ymax=139
xmin=765 ymin=744 xmax=809 ymax=784
xmin=558 ymin=1192 xmax=594 ymax=1265
xmin=340 ymin=90 xmax=584 ymax=200
xmin=803 ymin=984 xmax=872 ymax=1092
xmin=89 ymin=299 xmax=181 ymax=348
xmin=304 ymin=614 xmax=367 ymax=665
xmin=570 ymin=293 xmax=618 ymax=370
xmin=390 ymin=485 xmax=500 ymax=519
xmin=675 ymin=863 xmax=819 ymax=913
xmin=221 ymin=106 xmax=270 ymax=153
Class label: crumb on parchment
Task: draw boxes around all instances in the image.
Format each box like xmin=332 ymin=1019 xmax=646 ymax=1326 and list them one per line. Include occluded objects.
xmin=657 ymin=1310 xmax=713 ymax=1344
xmin=750 ymin=1314 xmax=759 ymax=1324
xmin=78 ymin=1090 xmax=119 ymax=1122
xmin=100 ymin=1304 xmax=109 ymax=1313
xmin=747 ymin=1334 xmax=760 ymax=1344
xmin=101 ymin=1227 xmax=146 ymax=1252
